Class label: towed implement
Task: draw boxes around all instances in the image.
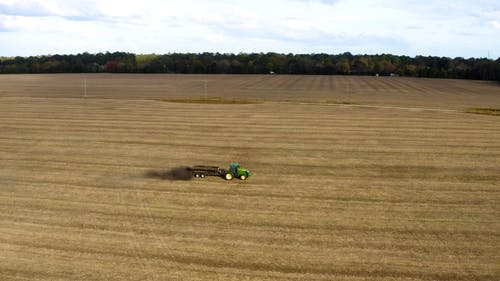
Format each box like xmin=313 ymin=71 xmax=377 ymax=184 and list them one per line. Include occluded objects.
xmin=189 ymin=163 xmax=251 ymax=180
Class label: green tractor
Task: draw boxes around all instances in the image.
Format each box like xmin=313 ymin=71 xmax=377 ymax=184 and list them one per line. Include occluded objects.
xmin=224 ymin=162 xmax=251 ymax=180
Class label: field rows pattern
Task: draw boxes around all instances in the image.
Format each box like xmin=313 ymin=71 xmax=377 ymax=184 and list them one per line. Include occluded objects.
xmin=1 ymin=75 xmax=499 ymax=280
xmin=1 ymin=74 xmax=499 ymax=109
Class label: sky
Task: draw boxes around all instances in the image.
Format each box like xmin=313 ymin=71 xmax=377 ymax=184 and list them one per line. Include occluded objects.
xmin=0 ymin=0 xmax=499 ymax=58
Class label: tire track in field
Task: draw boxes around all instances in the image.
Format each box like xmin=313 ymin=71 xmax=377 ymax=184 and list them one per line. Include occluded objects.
xmin=118 ymin=190 xmax=153 ymax=280
xmin=359 ymin=77 xmax=382 ymax=91
xmin=133 ymin=188 xmax=179 ymax=279
xmin=4 ymin=193 xmax=498 ymax=240
xmin=392 ymin=78 xmax=435 ymax=95
xmin=3 ymin=208 xmax=495 ymax=261
xmin=352 ymin=76 xmax=373 ymax=93
xmin=327 ymin=75 xmax=335 ymax=92
xmin=5 ymin=200 xmax=490 ymax=281
xmin=237 ymin=76 xmax=267 ymax=89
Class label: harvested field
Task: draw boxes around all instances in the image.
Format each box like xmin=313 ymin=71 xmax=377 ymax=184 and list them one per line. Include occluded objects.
xmin=0 ymin=74 xmax=499 ymax=281
xmin=1 ymin=74 xmax=500 ymax=109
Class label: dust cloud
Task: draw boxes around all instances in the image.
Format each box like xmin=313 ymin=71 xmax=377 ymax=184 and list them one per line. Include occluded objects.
xmin=145 ymin=167 xmax=193 ymax=181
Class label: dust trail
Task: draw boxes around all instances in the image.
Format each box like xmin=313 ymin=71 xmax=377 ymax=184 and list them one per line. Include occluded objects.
xmin=144 ymin=167 xmax=192 ymax=181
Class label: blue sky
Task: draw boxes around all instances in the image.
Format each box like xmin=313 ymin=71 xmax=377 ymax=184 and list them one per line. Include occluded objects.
xmin=0 ymin=0 xmax=499 ymax=58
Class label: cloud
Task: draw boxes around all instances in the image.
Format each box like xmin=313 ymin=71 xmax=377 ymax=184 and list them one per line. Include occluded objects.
xmin=0 ymin=1 xmax=51 ymax=17
xmin=0 ymin=0 xmax=499 ymax=57
xmin=492 ymin=21 xmax=500 ymax=30
xmin=0 ymin=21 xmax=12 ymax=32
xmin=292 ymin=0 xmax=340 ymax=5
xmin=63 ymin=15 xmax=99 ymax=21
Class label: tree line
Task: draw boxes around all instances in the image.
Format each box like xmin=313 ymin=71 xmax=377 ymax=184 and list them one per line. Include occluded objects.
xmin=1 ymin=52 xmax=500 ymax=81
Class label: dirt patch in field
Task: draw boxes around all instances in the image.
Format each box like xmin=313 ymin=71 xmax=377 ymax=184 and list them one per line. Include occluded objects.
xmin=297 ymin=100 xmax=360 ymax=105
xmin=465 ymin=108 xmax=500 ymax=116
xmin=161 ymin=97 xmax=261 ymax=104
xmin=145 ymin=167 xmax=193 ymax=181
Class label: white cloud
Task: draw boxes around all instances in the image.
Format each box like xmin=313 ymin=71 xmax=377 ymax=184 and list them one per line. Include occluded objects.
xmin=0 ymin=0 xmax=499 ymax=57
xmin=492 ymin=21 xmax=500 ymax=30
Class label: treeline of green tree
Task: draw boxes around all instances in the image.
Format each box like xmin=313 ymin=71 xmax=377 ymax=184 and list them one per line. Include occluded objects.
xmin=1 ymin=52 xmax=500 ymax=80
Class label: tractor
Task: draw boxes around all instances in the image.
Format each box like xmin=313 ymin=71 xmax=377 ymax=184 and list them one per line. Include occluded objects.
xmin=189 ymin=162 xmax=251 ymax=181
xmin=223 ymin=162 xmax=251 ymax=180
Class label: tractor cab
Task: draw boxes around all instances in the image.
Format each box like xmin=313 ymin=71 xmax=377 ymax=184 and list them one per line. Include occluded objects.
xmin=228 ymin=163 xmax=240 ymax=174
xmin=224 ymin=162 xmax=251 ymax=180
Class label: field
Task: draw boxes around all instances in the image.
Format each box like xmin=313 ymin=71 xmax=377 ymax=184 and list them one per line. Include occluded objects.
xmin=1 ymin=74 xmax=499 ymax=281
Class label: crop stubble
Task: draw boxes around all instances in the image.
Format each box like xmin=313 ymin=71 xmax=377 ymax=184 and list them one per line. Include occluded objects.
xmin=0 ymin=74 xmax=499 ymax=280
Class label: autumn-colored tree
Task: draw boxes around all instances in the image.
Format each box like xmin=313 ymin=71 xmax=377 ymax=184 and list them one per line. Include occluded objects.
xmin=1 ymin=52 xmax=499 ymax=80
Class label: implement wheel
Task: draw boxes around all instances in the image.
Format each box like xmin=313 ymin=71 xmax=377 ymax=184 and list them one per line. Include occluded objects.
xmin=240 ymin=175 xmax=246 ymax=180
xmin=225 ymin=173 xmax=233 ymax=180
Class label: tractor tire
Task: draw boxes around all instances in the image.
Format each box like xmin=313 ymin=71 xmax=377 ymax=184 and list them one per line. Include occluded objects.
xmin=195 ymin=174 xmax=199 ymax=178
xmin=240 ymin=175 xmax=246 ymax=180
xmin=200 ymin=174 xmax=205 ymax=178
xmin=225 ymin=173 xmax=233 ymax=180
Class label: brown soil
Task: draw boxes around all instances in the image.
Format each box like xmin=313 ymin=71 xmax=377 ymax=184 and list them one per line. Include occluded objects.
xmin=0 ymin=74 xmax=499 ymax=280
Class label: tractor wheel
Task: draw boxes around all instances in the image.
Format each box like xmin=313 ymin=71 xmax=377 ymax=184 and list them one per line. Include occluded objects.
xmin=195 ymin=174 xmax=199 ymax=178
xmin=240 ymin=175 xmax=246 ymax=180
xmin=200 ymin=174 xmax=205 ymax=178
xmin=225 ymin=173 xmax=233 ymax=180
